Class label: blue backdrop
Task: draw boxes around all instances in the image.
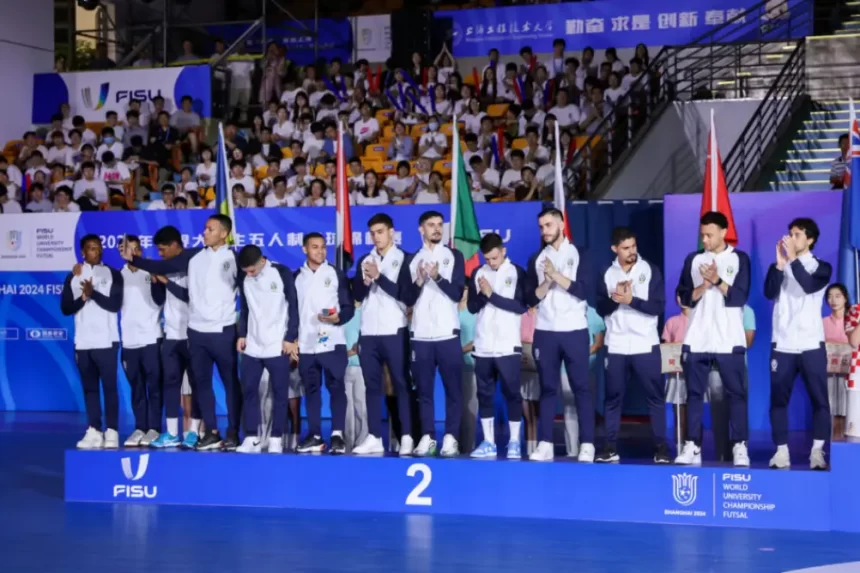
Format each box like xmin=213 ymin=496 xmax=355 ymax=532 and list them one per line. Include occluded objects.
xmin=0 ymin=201 xmax=663 ymax=420
xmin=438 ymin=0 xmax=811 ymax=57
xmin=663 ymin=191 xmax=843 ymax=432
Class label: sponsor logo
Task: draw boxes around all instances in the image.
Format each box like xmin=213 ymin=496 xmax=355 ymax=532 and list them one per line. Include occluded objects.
xmin=771 ymin=359 xmax=778 ymax=372
xmin=26 ymin=328 xmax=68 ymax=341
xmin=672 ymin=473 xmax=698 ymax=507
xmin=81 ymin=83 xmax=110 ymax=110
xmin=6 ymin=230 xmax=22 ymax=251
xmin=0 ymin=328 xmax=19 ymax=341
xmin=114 ymin=88 xmax=163 ymax=104
xmin=722 ymin=473 xmax=751 ymax=482
xmin=114 ymin=453 xmax=157 ymax=499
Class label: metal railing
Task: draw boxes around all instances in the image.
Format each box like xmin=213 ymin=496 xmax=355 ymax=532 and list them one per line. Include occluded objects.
xmin=563 ymin=0 xmax=812 ymax=198
xmin=723 ymin=40 xmax=807 ymax=192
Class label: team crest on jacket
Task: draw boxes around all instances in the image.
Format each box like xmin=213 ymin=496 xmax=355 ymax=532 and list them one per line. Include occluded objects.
xmin=145 ymin=274 xmax=151 ymax=283
xmin=505 ymin=277 xmax=513 ymax=286
xmin=638 ymin=273 xmax=646 ymax=283
xmin=392 ymin=260 xmax=399 ymax=268
xmin=443 ymin=258 xmax=450 ymax=266
xmin=324 ymin=278 xmax=332 ymax=287
xmin=567 ymin=258 xmax=574 ymax=267
xmin=270 ymin=282 xmax=277 ymax=291
xmin=727 ymin=266 xmax=735 ymax=276
xmin=223 ymin=261 xmax=230 ymax=271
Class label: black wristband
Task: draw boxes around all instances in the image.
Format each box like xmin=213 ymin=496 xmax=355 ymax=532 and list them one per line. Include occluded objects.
xmin=714 ymin=277 xmax=724 ymax=287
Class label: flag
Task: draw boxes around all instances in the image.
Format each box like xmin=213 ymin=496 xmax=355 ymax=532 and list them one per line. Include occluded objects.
xmin=335 ymin=120 xmax=353 ymax=270
xmin=215 ymin=122 xmax=237 ymax=244
xmin=839 ymin=98 xmax=860 ymax=301
xmin=699 ymin=108 xmax=738 ymax=247
xmin=553 ymin=121 xmax=572 ymax=241
xmin=449 ymin=116 xmax=481 ymax=276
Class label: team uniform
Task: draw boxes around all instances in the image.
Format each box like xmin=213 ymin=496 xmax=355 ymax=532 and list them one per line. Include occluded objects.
xmin=764 ymin=253 xmax=832 ymax=469
xmin=467 ymin=258 xmax=528 ymax=459
xmin=120 ymin=264 xmax=166 ymax=447
xmin=676 ymin=246 xmax=751 ymax=466
xmin=236 ymin=260 xmax=299 ymax=453
xmin=596 ymin=257 xmax=668 ymax=461
xmin=404 ymin=244 xmax=466 ymax=457
xmin=351 ymin=246 xmax=414 ymax=454
xmin=294 ymin=260 xmax=354 ymax=453
xmin=60 ymin=263 xmax=123 ymax=449
xmin=526 ymin=238 xmax=595 ymax=462
xmin=131 ymin=246 xmax=242 ymax=450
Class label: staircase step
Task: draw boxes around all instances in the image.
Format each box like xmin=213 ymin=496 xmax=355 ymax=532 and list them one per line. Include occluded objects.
xmin=768 ymin=180 xmax=830 ymax=191
xmin=782 ymin=157 xmax=837 ymax=166
xmin=786 ymin=149 xmax=839 ymax=160
xmin=810 ymin=110 xmax=852 ymax=119
xmin=775 ymin=169 xmax=831 ymax=182
xmin=803 ymin=119 xmax=851 ymax=128
xmin=797 ymin=128 xmax=850 ymax=137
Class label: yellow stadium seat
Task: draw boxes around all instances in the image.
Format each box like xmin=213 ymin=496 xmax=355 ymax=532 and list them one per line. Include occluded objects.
xmin=362 ymin=159 xmax=382 ymax=173
xmin=313 ymin=164 xmax=327 ymax=177
xmin=394 ymin=199 xmax=413 ymax=205
xmin=376 ymin=109 xmax=394 ymax=125
xmin=410 ymin=124 xmax=429 ymax=136
xmin=364 ymin=144 xmax=387 ymax=160
xmin=511 ymin=138 xmax=528 ymax=150
xmin=433 ymin=159 xmax=452 ymax=176
xmin=379 ymin=161 xmax=398 ymax=174
xmin=87 ymin=121 xmax=107 ymax=135
xmin=487 ymin=104 xmax=510 ymax=118
xmin=575 ymin=134 xmax=602 ymax=149
xmin=281 ymin=147 xmax=293 ymax=158
xmin=382 ymin=124 xmax=396 ymax=139
xmin=254 ymin=165 xmax=268 ymax=182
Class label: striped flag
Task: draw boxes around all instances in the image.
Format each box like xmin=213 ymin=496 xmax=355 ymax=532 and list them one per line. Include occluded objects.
xmin=449 ymin=116 xmax=481 ymax=276
xmin=335 ymin=120 xmax=353 ymax=270
xmin=553 ymin=121 xmax=572 ymax=241
xmin=216 ymin=122 xmax=237 ymax=244
xmin=699 ymin=108 xmax=737 ymax=247
xmin=839 ymin=98 xmax=860 ymax=301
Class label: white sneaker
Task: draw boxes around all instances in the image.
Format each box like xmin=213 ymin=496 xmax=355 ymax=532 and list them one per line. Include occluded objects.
xmin=237 ymin=436 xmax=262 ymax=453
xmin=578 ymin=443 xmax=595 ymax=463
xmin=674 ymin=441 xmax=702 ymax=465
xmin=123 ymin=429 xmax=145 ymax=447
xmin=390 ymin=437 xmax=401 ymax=453
xmin=413 ymin=434 xmax=437 ymax=457
xmin=76 ymin=427 xmax=104 ymax=450
xmin=732 ymin=442 xmax=750 ymax=467
xmin=353 ymin=435 xmax=385 ymax=455
xmin=769 ymin=447 xmax=790 ymax=469
xmin=440 ymin=434 xmax=459 ymax=457
xmin=139 ymin=430 xmax=159 ymax=447
xmin=268 ymin=437 xmax=284 ymax=454
xmin=529 ymin=441 xmax=554 ymax=462
xmin=104 ymin=429 xmax=119 ymax=449
xmin=399 ymin=435 xmax=414 ymax=457
xmin=810 ymin=447 xmax=828 ymax=470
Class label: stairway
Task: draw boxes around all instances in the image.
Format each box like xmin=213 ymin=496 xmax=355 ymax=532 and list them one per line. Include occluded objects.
xmin=836 ymin=0 xmax=860 ymax=34
xmin=769 ymin=100 xmax=849 ymax=190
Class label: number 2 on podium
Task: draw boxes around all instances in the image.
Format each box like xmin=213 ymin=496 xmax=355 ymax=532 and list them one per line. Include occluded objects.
xmin=406 ymin=463 xmax=432 ymax=506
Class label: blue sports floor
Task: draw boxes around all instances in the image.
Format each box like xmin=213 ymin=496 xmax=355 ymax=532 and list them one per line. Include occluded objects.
xmin=3 ymin=413 xmax=860 ymax=573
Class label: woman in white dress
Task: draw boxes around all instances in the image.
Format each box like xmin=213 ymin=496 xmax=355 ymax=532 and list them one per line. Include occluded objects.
xmin=355 ymin=170 xmax=389 ymax=206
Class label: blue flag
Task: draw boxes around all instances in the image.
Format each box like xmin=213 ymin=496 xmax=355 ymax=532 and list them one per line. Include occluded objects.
xmin=215 ymin=122 xmax=236 ymax=244
xmin=850 ymin=99 xmax=860 ymax=250
xmin=839 ymin=189 xmax=857 ymax=303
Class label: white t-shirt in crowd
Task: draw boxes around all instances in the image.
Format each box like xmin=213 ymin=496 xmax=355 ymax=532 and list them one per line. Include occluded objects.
xmin=353 ymin=118 xmax=380 ymax=143
xmin=356 ymin=191 xmax=389 ymax=205
xmin=302 ymin=138 xmax=325 ymax=161
xmin=413 ymin=189 xmax=443 ymax=204
xmin=264 ymin=193 xmax=297 ymax=208
xmin=471 ymin=168 xmax=500 ymax=200
xmin=461 ymin=112 xmax=486 ymax=135
xmin=73 ymin=178 xmax=109 ymax=203
xmin=383 ymin=175 xmax=414 ymax=198
xmin=228 ymin=175 xmax=257 ymax=197
xmin=196 ymin=162 xmax=217 ymax=185
xmin=548 ymin=104 xmax=581 ymax=129
xmin=46 ymin=146 xmax=75 ymax=167
xmin=418 ymin=132 xmax=447 ymax=159
xmin=54 ymin=201 xmax=80 ymax=212
xmin=500 ymin=168 xmax=524 ymax=191
xmin=1 ymin=200 xmax=22 ymax=214
xmin=605 ymin=87 xmax=626 ymax=106
xmin=272 ymin=120 xmax=295 ymax=142
xmin=96 ymin=142 xmax=125 ymax=162
xmin=99 ymin=162 xmax=132 ymax=192
xmin=228 ymin=61 xmax=255 ymax=89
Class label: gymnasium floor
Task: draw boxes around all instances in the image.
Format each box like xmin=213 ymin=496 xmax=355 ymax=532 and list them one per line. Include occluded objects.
xmin=2 ymin=413 xmax=860 ymax=573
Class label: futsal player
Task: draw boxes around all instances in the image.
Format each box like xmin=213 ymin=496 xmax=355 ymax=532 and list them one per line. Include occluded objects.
xmin=119 ymin=235 xmax=166 ymax=448
xmin=148 ymin=225 xmax=204 ymax=449
xmin=676 ymin=211 xmax=751 ymax=466
xmin=526 ymin=207 xmax=595 ymax=462
xmin=403 ymin=210 xmax=466 ymax=457
xmin=467 ymin=232 xmax=528 ymax=459
xmin=122 ymin=214 xmax=242 ymax=451
xmin=293 ymin=232 xmax=354 ymax=454
xmin=595 ymin=227 xmax=669 ymax=463
xmin=61 ymin=234 xmax=123 ymax=449
xmin=235 ymin=245 xmax=298 ymax=454
xmin=764 ymin=218 xmax=832 ymax=470
xmin=351 ymin=213 xmax=414 ymax=455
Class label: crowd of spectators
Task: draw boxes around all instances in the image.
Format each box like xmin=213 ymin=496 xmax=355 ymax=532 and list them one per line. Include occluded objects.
xmin=2 ymin=37 xmax=658 ymax=213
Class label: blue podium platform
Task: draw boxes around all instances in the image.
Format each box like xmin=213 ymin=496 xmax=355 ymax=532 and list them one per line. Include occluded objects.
xmin=65 ymin=442 xmax=860 ymax=533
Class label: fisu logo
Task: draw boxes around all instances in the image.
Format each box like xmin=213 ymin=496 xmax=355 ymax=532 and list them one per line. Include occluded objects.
xmin=121 ymin=453 xmax=150 ymax=481
xmin=114 ymin=453 xmax=157 ymax=499
xmin=671 ymin=473 xmax=698 ymax=507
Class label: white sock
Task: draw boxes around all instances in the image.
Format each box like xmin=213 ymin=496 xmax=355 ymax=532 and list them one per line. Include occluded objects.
xmin=812 ymin=439 xmax=825 ymax=450
xmin=509 ymin=421 xmax=521 ymax=442
xmin=189 ymin=419 xmax=201 ymax=434
xmin=480 ymin=418 xmax=495 ymax=444
xmin=331 ymin=430 xmax=342 ymax=438
xmin=777 ymin=444 xmax=789 ymax=455
xmin=291 ymin=434 xmax=299 ymax=449
xmin=527 ymin=440 xmax=537 ymax=455
xmin=166 ymin=418 xmax=178 ymax=436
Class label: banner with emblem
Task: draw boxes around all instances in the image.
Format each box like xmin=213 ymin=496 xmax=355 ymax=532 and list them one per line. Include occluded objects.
xmin=826 ymin=343 xmax=853 ymax=375
xmin=437 ymin=0 xmax=811 ymax=57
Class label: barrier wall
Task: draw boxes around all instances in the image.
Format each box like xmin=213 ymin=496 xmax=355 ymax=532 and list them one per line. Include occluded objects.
xmin=437 ymin=0 xmax=812 ymax=57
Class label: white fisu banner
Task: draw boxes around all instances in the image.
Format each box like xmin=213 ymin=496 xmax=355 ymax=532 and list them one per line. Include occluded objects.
xmin=0 ymin=213 xmax=81 ymax=272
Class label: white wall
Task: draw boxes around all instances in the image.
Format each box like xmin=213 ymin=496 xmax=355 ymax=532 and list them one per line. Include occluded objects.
xmin=0 ymin=0 xmax=54 ymax=144
xmin=603 ymin=99 xmax=762 ymax=200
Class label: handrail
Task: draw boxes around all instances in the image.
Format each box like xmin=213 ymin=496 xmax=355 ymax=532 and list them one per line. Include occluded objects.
xmin=562 ymin=0 xmax=812 ymax=198
xmin=722 ymin=40 xmax=807 ymax=192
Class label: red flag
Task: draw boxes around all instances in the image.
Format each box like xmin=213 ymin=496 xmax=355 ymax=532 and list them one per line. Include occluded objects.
xmin=336 ymin=122 xmax=353 ymax=269
xmin=471 ymin=67 xmax=480 ymax=90
xmin=553 ymin=122 xmax=572 ymax=241
xmin=701 ymin=109 xmax=738 ymax=246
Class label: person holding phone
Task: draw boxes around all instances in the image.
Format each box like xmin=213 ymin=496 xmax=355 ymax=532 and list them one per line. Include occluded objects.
xmin=293 ymin=232 xmax=355 ymax=454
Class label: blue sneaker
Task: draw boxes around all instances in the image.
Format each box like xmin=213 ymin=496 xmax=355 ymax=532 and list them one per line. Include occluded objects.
xmin=181 ymin=431 xmax=199 ymax=450
xmin=470 ymin=440 xmax=498 ymax=458
xmin=506 ymin=440 xmax=522 ymax=460
xmin=150 ymin=432 xmax=180 ymax=449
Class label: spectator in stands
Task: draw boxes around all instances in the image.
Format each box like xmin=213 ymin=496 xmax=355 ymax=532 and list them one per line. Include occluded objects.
xmin=174 ymin=196 xmax=189 ymax=209
xmin=72 ymin=116 xmax=97 ymax=145
xmin=228 ymin=160 xmax=256 ymax=199
xmin=387 ymin=121 xmax=414 ymax=161
xmin=259 ymin=42 xmax=285 ymax=106
xmin=90 ymin=42 xmax=116 ymax=70
xmin=418 ymin=116 xmax=448 ymax=160
xmin=147 ymin=96 xmax=167 ymax=130
xmin=831 ymin=133 xmax=849 ymax=189
xmin=0 ymin=157 xmax=22 ymax=189
xmin=123 ymin=111 xmax=148 ymax=149
xmin=413 ymin=170 xmax=447 ymax=204
xmin=549 ymin=89 xmax=580 ymax=131
xmin=519 ymin=100 xmax=545 ymax=138
xmin=24 ymin=151 xmax=51 ymax=183
xmin=321 ymin=121 xmax=356 ymax=160
xmin=175 ymin=39 xmax=199 ymax=63
xmin=287 ymin=157 xmax=310 ymax=199
xmin=223 ymin=122 xmax=249 ymax=155
xmin=98 ymin=151 xmax=131 ymax=201
xmin=356 ymin=170 xmax=389 ymax=206
xmin=347 ymin=158 xmax=365 ymax=193
xmin=55 ymin=56 xmax=67 ymax=73
xmin=516 ymin=166 xmax=542 ymax=202
xmin=545 ymin=38 xmax=567 ymax=79
xmin=252 ymin=128 xmax=281 ymax=169
xmin=605 ymin=72 xmax=625 ymax=107
xmin=383 ymin=160 xmax=415 ymax=201
xmin=73 ymin=161 xmax=108 ymax=210
xmin=97 ymin=127 xmax=123 ymax=162
xmin=53 ymin=186 xmax=79 ymax=212
xmin=17 ymin=131 xmax=48 ymax=166
xmin=232 ymin=183 xmax=257 ymax=208
xmin=264 ymin=176 xmax=296 ymax=208
xmin=105 ymin=111 xmax=124 ymax=141
xmin=479 ymin=67 xmax=499 ymax=104
xmin=300 ymin=178 xmax=328 ymax=207
xmin=24 ymin=182 xmax=51 ymax=213
xmin=147 ymin=185 xmax=175 ymax=210
xmin=622 ymin=58 xmax=647 ymax=97
xmin=148 ymin=111 xmax=178 ymax=169
xmin=74 ymin=144 xmax=96 ymax=176
xmin=171 ymin=95 xmax=201 ymax=132
xmin=0 ymin=183 xmax=21 ymax=214
xmin=635 ymin=43 xmax=651 ymax=68
xmin=48 ymin=114 xmax=68 ymax=142
xmin=354 ymin=102 xmax=380 ymax=147
xmin=501 ymin=150 xmax=526 ymax=198
xmin=228 ymin=48 xmax=254 ymax=123
xmin=133 ymin=48 xmax=154 ymax=68
xmin=605 ymin=48 xmax=624 ymax=73
xmin=469 ymin=155 xmax=499 ymax=202
xmin=0 ymin=169 xmax=19 ymax=202
xmin=50 ymin=163 xmax=73 ymax=196
xmin=580 ymin=85 xmax=608 ymax=135
xmin=47 ymin=131 xmax=74 ymax=168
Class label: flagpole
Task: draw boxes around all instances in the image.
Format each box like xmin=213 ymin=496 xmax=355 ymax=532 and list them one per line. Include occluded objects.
xmin=710 ymin=108 xmax=718 ymax=208
xmin=336 ymin=121 xmax=344 ymax=269
xmin=218 ymin=121 xmax=237 ymax=243
xmin=450 ymin=114 xmax=459 ymax=248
